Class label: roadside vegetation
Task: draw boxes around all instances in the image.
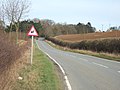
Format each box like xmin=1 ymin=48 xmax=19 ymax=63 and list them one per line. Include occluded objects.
xmin=0 ymin=30 xmax=30 ymax=90
xmin=1 ymin=0 xmax=66 ymax=89
xmin=13 ymin=43 xmax=64 ymax=90
xmin=46 ymin=40 xmax=120 ymax=61
xmin=46 ymin=31 xmax=120 ymax=61
xmin=0 ymin=0 xmax=120 ymax=89
xmin=46 ymin=36 xmax=120 ymax=54
xmin=0 ymin=30 xmax=64 ymax=90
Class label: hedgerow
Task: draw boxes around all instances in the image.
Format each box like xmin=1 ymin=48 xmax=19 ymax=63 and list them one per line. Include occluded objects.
xmin=46 ymin=37 xmax=120 ymax=54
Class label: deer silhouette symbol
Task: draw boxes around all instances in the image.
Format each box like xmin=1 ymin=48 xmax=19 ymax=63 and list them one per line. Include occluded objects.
xmin=31 ymin=31 xmax=34 ymax=33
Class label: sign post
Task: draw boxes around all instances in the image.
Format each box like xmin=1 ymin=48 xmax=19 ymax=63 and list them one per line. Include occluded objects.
xmin=27 ymin=25 xmax=38 ymax=65
xmin=31 ymin=36 xmax=33 ymax=65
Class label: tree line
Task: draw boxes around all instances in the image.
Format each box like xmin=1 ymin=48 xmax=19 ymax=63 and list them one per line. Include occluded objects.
xmin=0 ymin=0 xmax=96 ymax=38
xmin=45 ymin=22 xmax=96 ymax=37
xmin=0 ymin=17 xmax=96 ymax=37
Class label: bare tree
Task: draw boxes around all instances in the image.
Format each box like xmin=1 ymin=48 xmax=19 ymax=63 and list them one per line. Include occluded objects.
xmin=2 ymin=0 xmax=30 ymax=43
xmin=0 ymin=1 xmax=5 ymax=30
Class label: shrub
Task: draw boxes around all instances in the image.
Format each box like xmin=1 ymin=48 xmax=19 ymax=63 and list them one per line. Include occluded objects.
xmin=0 ymin=30 xmax=29 ymax=90
xmin=46 ymin=37 xmax=120 ymax=54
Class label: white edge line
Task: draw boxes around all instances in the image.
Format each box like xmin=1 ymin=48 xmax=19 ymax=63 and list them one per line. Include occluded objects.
xmin=36 ymin=40 xmax=72 ymax=90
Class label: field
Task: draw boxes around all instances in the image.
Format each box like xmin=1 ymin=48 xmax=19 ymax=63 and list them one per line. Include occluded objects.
xmin=46 ymin=31 xmax=120 ymax=61
xmin=55 ymin=31 xmax=120 ymax=42
xmin=46 ymin=30 xmax=120 ymax=59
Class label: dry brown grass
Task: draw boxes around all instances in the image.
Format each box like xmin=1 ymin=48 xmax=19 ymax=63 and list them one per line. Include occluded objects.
xmin=0 ymin=50 xmax=30 ymax=90
xmin=0 ymin=30 xmax=30 ymax=90
xmin=55 ymin=31 xmax=120 ymax=42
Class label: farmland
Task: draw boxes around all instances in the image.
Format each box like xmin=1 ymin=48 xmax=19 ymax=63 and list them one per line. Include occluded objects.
xmin=46 ymin=31 xmax=120 ymax=60
xmin=46 ymin=31 xmax=120 ymax=61
xmin=55 ymin=31 xmax=120 ymax=42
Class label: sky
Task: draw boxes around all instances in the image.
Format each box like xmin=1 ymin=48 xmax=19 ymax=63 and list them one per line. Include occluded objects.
xmin=29 ymin=0 xmax=120 ymax=31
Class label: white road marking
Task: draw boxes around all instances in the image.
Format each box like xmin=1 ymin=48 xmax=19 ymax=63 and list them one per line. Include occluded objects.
xmin=36 ymin=40 xmax=72 ymax=90
xmin=116 ymin=62 xmax=120 ymax=64
xmin=118 ymin=71 xmax=120 ymax=73
xmin=68 ymin=54 xmax=89 ymax=62
xmin=45 ymin=39 xmax=120 ymax=65
xmin=100 ymin=58 xmax=120 ymax=64
xmin=92 ymin=62 xmax=109 ymax=68
xmin=82 ymin=59 xmax=88 ymax=62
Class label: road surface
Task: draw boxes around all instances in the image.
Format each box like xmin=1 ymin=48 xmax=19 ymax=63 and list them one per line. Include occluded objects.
xmin=36 ymin=38 xmax=120 ymax=90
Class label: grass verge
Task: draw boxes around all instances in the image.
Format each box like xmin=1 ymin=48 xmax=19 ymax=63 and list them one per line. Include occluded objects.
xmin=46 ymin=40 xmax=120 ymax=62
xmin=13 ymin=43 xmax=64 ymax=90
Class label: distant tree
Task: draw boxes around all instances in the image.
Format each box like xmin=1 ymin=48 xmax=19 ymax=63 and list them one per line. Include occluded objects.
xmin=0 ymin=2 xmax=5 ymax=30
xmin=0 ymin=20 xmax=4 ymax=30
xmin=109 ymin=27 xmax=117 ymax=30
xmin=118 ymin=26 xmax=120 ymax=30
xmin=45 ymin=21 xmax=96 ymax=37
xmin=77 ymin=22 xmax=82 ymax=26
xmin=75 ymin=22 xmax=95 ymax=34
xmin=33 ymin=22 xmax=43 ymax=37
xmin=86 ymin=22 xmax=92 ymax=27
xmin=42 ymin=19 xmax=55 ymax=25
xmin=2 ymin=0 xmax=30 ymax=42
xmin=19 ymin=20 xmax=32 ymax=32
xmin=33 ymin=18 xmax=40 ymax=23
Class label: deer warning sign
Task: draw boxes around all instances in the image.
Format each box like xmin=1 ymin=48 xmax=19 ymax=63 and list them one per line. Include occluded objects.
xmin=27 ymin=25 xmax=38 ymax=36
xmin=27 ymin=25 xmax=38 ymax=65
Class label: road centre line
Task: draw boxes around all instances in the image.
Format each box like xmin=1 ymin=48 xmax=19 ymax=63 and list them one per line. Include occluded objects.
xmin=116 ymin=62 xmax=120 ymax=64
xmin=101 ymin=59 xmax=120 ymax=64
xmin=118 ymin=71 xmax=120 ymax=73
xmin=92 ymin=62 xmax=109 ymax=68
xmin=79 ymin=58 xmax=89 ymax=62
xmin=45 ymin=39 xmax=120 ymax=65
xmin=68 ymin=55 xmax=89 ymax=62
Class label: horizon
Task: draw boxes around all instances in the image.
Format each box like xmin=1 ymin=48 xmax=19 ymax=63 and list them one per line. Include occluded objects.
xmin=28 ymin=0 xmax=120 ymax=31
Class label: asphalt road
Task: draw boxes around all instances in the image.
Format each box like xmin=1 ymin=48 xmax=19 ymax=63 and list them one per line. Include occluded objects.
xmin=36 ymin=38 xmax=120 ymax=90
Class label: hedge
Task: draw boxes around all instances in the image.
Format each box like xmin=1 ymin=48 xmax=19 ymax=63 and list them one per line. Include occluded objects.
xmin=46 ymin=37 xmax=120 ymax=54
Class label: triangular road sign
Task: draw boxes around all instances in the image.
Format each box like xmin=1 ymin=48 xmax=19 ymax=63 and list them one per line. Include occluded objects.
xmin=27 ymin=25 xmax=38 ymax=36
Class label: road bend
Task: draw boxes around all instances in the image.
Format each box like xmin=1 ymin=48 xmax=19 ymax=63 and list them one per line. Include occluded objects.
xmin=36 ymin=38 xmax=120 ymax=90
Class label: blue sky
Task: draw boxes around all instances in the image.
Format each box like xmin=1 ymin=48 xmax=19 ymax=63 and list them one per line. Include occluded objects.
xmin=29 ymin=0 xmax=120 ymax=31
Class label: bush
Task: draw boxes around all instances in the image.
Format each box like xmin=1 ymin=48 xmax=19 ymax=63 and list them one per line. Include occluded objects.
xmin=0 ymin=30 xmax=29 ymax=90
xmin=46 ymin=37 xmax=120 ymax=54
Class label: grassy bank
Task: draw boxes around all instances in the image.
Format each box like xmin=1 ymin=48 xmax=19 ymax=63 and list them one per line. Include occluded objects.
xmin=46 ymin=40 xmax=120 ymax=62
xmin=13 ymin=43 xmax=64 ymax=90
